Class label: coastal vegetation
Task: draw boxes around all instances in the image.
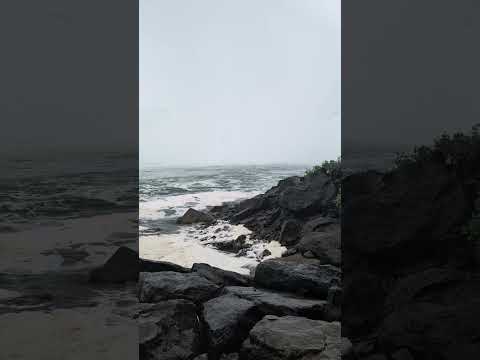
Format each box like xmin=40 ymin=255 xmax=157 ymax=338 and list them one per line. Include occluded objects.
xmin=394 ymin=123 xmax=480 ymax=176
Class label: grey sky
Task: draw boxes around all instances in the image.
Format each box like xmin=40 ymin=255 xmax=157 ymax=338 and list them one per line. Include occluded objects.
xmin=140 ymin=0 xmax=340 ymax=166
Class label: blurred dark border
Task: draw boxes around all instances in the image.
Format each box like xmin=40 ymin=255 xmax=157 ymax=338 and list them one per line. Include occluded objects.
xmin=342 ymin=1 xmax=480 ymax=359
xmin=0 ymin=1 xmax=139 ymax=358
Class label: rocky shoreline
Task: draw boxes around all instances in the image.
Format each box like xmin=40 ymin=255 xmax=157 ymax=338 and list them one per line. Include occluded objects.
xmin=93 ymin=152 xmax=480 ymax=359
xmin=92 ymin=246 xmax=343 ymax=360
xmin=93 ymin=171 xmax=344 ymax=359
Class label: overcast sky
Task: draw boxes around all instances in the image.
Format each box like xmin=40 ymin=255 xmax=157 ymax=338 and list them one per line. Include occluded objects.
xmin=140 ymin=0 xmax=340 ymax=166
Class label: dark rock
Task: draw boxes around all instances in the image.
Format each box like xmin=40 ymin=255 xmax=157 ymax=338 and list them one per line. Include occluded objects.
xmin=343 ymin=272 xmax=386 ymax=336
xmin=282 ymin=248 xmax=297 ymax=257
xmin=327 ymin=285 xmax=343 ymax=307
xmin=361 ymin=355 xmax=388 ymax=360
xmin=202 ymin=295 xmax=260 ymax=357
xmin=383 ymin=268 xmax=464 ymax=313
xmin=302 ymin=216 xmax=337 ymax=233
xmin=192 ymin=263 xmax=251 ymax=287
xmin=140 ymin=258 xmax=190 ymax=273
xmin=177 ymin=208 xmax=215 ymax=225
xmin=89 ymin=247 xmax=193 ymax=283
xmin=254 ymin=259 xmax=341 ymax=298
xmin=240 ymin=315 xmax=340 ymax=360
xmin=261 ymin=249 xmax=271 ymax=258
xmin=324 ymin=285 xmax=342 ymax=321
xmin=223 ymin=286 xmax=327 ymax=319
xmin=376 ymin=276 xmax=480 ymax=357
xmin=352 ymin=340 xmax=376 ymax=357
xmin=391 ymin=348 xmax=414 ymax=360
xmin=220 ymin=353 xmax=238 ymax=360
xmin=278 ymin=220 xmax=301 ymax=245
xmin=219 ymin=173 xmax=339 ymax=242
xmin=277 ymin=174 xmax=337 ymax=215
xmin=343 ymin=160 xmax=469 ymax=262
xmin=138 ymin=271 xmax=220 ymax=303
xmin=192 ymin=355 xmax=208 ymax=360
xmin=302 ymin=250 xmax=315 ymax=258
xmin=89 ymin=246 xmax=138 ymax=283
xmin=213 ymin=234 xmax=249 ymax=253
xmin=139 ymin=299 xmax=202 ymax=360
xmin=296 ymin=224 xmax=341 ymax=265
xmin=341 ymin=338 xmax=354 ymax=359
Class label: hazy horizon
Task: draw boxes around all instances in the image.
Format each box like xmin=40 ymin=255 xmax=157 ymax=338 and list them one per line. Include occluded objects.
xmin=140 ymin=0 xmax=340 ymax=166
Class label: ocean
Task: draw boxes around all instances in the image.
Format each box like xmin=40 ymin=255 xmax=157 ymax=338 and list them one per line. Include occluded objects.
xmin=139 ymin=164 xmax=308 ymax=274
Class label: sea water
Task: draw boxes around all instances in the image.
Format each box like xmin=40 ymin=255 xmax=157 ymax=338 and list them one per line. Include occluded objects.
xmin=140 ymin=164 xmax=307 ymax=274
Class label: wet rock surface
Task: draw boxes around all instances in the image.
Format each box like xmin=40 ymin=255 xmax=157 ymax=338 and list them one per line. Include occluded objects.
xmin=202 ymin=295 xmax=260 ymax=357
xmin=85 ymin=158 xmax=480 ymax=359
xmin=254 ymin=259 xmax=341 ymax=298
xmin=177 ymin=208 xmax=215 ymax=225
xmin=239 ymin=315 xmax=341 ymax=360
xmin=192 ymin=263 xmax=251 ymax=287
xmin=138 ymin=271 xmax=221 ymax=303
xmin=223 ymin=286 xmax=327 ymax=319
xmin=139 ymin=299 xmax=202 ymax=360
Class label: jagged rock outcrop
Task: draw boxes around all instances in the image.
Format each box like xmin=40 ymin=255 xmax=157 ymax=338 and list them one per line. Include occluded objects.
xmin=177 ymin=208 xmax=215 ymax=225
xmin=211 ymin=173 xmax=339 ymax=242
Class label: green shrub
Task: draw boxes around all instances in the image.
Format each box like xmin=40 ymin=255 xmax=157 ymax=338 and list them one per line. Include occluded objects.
xmin=394 ymin=123 xmax=480 ymax=177
xmin=305 ymin=157 xmax=342 ymax=181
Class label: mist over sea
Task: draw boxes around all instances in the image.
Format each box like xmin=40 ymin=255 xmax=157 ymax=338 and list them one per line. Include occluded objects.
xmin=139 ymin=164 xmax=308 ymax=273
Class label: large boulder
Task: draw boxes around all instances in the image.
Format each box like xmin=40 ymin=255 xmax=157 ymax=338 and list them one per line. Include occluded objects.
xmin=192 ymin=263 xmax=251 ymax=287
xmin=90 ymin=247 xmax=191 ymax=283
xmin=254 ymin=259 xmax=341 ymax=299
xmin=278 ymin=220 xmax=301 ymax=246
xmin=240 ymin=315 xmax=341 ymax=360
xmin=140 ymin=258 xmax=190 ymax=273
xmin=223 ymin=286 xmax=327 ymax=320
xmin=139 ymin=299 xmax=202 ymax=360
xmin=296 ymin=224 xmax=340 ymax=265
xmin=177 ymin=208 xmax=215 ymax=225
xmin=202 ymin=295 xmax=260 ymax=358
xmin=89 ymin=246 xmax=138 ymax=283
xmin=138 ymin=272 xmax=220 ymax=303
xmin=213 ymin=235 xmax=249 ymax=254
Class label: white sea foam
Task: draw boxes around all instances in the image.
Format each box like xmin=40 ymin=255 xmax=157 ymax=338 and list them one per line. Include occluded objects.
xmin=140 ymin=220 xmax=286 ymax=275
xmin=140 ymin=190 xmax=259 ymax=220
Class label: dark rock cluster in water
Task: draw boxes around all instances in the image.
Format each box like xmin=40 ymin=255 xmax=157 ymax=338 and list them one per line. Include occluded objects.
xmin=209 ymin=171 xmax=341 ymax=267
